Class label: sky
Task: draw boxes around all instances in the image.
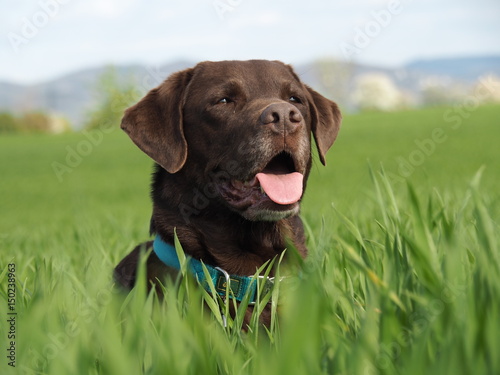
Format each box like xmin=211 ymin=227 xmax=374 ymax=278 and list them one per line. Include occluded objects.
xmin=1 ymin=0 xmax=499 ymax=84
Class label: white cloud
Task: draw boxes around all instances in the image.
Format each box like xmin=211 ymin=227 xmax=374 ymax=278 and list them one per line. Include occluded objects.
xmin=1 ymin=0 xmax=499 ymax=83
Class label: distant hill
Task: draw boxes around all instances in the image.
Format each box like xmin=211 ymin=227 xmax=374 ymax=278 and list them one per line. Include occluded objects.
xmin=0 ymin=55 xmax=498 ymax=129
xmin=405 ymin=55 xmax=500 ymax=82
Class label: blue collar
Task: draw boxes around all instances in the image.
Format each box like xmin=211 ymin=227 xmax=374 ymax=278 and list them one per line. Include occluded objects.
xmin=153 ymin=235 xmax=273 ymax=304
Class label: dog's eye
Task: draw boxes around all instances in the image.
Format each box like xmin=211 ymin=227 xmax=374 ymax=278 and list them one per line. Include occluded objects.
xmin=289 ymin=96 xmax=302 ymax=104
xmin=218 ymin=97 xmax=232 ymax=104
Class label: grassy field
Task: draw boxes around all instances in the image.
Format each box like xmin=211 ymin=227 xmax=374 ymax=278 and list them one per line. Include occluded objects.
xmin=0 ymin=104 xmax=499 ymax=374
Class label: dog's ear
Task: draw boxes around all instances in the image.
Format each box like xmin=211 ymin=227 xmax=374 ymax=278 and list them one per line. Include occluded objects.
xmin=121 ymin=68 xmax=194 ymax=173
xmin=306 ymin=86 xmax=342 ymax=165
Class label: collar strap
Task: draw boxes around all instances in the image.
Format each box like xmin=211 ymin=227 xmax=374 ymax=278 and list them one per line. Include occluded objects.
xmin=153 ymin=235 xmax=273 ymax=304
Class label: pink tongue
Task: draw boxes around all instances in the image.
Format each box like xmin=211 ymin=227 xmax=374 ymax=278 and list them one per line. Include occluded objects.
xmin=255 ymin=172 xmax=304 ymax=205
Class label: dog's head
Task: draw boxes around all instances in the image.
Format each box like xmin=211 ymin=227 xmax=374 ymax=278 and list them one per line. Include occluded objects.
xmin=121 ymin=60 xmax=341 ymax=221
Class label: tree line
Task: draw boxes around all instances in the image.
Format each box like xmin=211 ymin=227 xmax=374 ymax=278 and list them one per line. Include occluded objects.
xmin=0 ymin=111 xmax=71 ymax=134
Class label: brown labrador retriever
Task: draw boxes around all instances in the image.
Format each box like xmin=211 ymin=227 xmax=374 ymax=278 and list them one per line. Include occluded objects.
xmin=114 ymin=60 xmax=341 ymax=326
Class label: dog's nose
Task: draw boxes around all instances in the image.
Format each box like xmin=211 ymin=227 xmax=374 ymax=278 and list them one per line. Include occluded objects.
xmin=260 ymin=103 xmax=303 ymax=134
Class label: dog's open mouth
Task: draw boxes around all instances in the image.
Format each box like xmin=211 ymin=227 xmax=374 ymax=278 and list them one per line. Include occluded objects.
xmin=255 ymin=153 xmax=303 ymax=205
xmin=218 ymin=152 xmax=304 ymax=215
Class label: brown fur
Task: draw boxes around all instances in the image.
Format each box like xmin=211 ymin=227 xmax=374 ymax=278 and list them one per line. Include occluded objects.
xmin=114 ymin=60 xmax=341 ymax=326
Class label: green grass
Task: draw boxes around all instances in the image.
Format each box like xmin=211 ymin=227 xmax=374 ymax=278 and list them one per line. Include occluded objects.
xmin=1 ymin=104 xmax=499 ymax=374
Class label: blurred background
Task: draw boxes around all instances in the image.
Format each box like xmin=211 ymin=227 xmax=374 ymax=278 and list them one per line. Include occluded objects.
xmin=2 ymin=0 xmax=499 ymax=230
xmin=1 ymin=0 xmax=499 ymax=132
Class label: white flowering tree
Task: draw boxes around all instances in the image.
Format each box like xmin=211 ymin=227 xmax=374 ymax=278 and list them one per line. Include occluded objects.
xmin=352 ymin=73 xmax=408 ymax=111
xmin=474 ymin=75 xmax=500 ymax=104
